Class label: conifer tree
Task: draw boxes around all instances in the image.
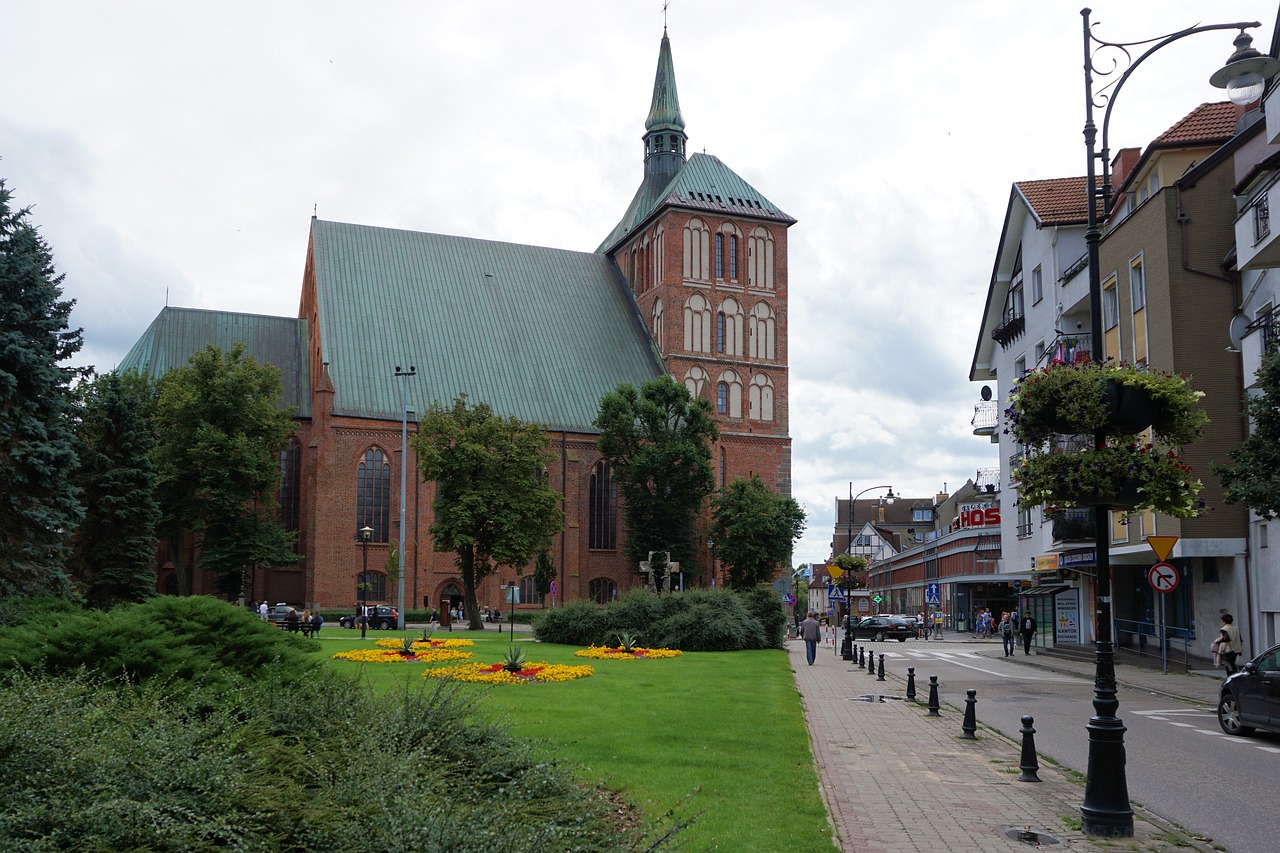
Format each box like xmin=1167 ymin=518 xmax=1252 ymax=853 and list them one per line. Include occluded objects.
xmin=0 ymin=180 xmax=86 ymax=598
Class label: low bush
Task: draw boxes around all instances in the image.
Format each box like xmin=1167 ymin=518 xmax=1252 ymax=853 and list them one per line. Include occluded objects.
xmin=529 ymin=599 xmax=608 ymax=646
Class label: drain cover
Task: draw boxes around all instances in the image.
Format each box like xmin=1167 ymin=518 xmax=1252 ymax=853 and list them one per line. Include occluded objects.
xmin=848 ymin=694 xmax=905 ymax=703
xmin=999 ymin=826 xmax=1065 ymax=848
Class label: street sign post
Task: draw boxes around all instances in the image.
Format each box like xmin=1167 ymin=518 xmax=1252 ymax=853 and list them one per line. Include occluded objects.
xmin=1147 ymin=562 xmax=1179 ymax=593
xmin=924 ymin=582 xmax=941 ymax=605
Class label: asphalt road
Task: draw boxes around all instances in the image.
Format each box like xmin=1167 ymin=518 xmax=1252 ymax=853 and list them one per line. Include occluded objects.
xmin=851 ymin=639 xmax=1280 ymax=853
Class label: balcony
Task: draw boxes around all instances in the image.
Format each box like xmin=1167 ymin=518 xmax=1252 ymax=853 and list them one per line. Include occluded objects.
xmin=1038 ymin=333 xmax=1092 ymax=368
xmin=991 ymin=307 xmax=1025 ymax=348
xmin=1242 ymin=306 xmax=1279 ymax=386
xmin=971 ymin=400 xmax=998 ymax=437
xmin=1237 ymin=171 xmax=1280 ymax=271
xmin=1051 ymin=508 xmax=1095 ymax=544
xmin=975 ymin=467 xmax=1001 ymax=493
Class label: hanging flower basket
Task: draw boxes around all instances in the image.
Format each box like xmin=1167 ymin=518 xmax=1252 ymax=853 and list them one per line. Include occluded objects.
xmin=1014 ymin=442 xmax=1203 ymax=517
xmin=1007 ymin=361 xmax=1207 ymax=446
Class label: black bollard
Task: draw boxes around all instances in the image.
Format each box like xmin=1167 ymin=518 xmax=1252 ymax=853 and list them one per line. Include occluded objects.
xmin=867 ymin=648 xmax=876 ymax=674
xmin=1018 ymin=715 xmax=1040 ymax=782
xmin=926 ymin=675 xmax=941 ymax=716
xmin=961 ymin=689 xmax=977 ymax=739
xmin=876 ymin=653 xmax=886 ymax=681
xmin=841 ymin=617 xmax=854 ymax=661
xmin=857 ymin=645 xmax=865 ymax=667
xmin=906 ymin=667 xmax=917 ymax=701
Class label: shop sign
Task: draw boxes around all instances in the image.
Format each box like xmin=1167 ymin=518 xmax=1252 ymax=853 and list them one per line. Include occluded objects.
xmin=1055 ymin=589 xmax=1081 ymax=644
xmin=1035 ymin=554 xmax=1059 ymax=573
xmin=1059 ymin=549 xmax=1096 ymax=569
xmin=957 ymin=502 xmax=1000 ymax=529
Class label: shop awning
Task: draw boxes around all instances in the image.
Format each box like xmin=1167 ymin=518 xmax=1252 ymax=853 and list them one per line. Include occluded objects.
xmin=1020 ymin=584 xmax=1069 ymax=596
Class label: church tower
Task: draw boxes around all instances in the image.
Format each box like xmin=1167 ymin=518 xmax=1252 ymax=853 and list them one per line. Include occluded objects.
xmin=599 ymin=28 xmax=795 ymax=506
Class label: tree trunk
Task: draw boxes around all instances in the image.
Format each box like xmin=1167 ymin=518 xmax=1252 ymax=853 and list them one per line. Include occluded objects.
xmin=459 ymin=545 xmax=485 ymax=631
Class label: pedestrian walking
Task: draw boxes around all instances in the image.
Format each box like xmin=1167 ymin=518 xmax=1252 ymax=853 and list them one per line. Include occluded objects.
xmin=258 ymin=600 xmax=268 ymax=620
xmin=1218 ymin=613 xmax=1244 ymax=674
xmin=999 ymin=612 xmax=1015 ymax=657
xmin=800 ymin=610 xmax=822 ymax=665
xmin=1020 ymin=613 xmax=1037 ymax=655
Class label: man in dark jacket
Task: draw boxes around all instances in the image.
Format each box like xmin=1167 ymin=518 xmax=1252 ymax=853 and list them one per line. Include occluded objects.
xmin=1020 ymin=614 xmax=1037 ymax=655
xmin=799 ymin=611 xmax=822 ymax=666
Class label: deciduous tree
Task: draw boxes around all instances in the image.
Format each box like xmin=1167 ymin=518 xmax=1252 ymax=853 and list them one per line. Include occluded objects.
xmin=709 ymin=475 xmax=805 ymax=589
xmin=1219 ymin=344 xmax=1280 ymax=518
xmin=413 ymin=395 xmax=563 ymax=630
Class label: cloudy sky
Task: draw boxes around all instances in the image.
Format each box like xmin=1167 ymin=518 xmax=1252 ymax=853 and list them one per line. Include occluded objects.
xmin=3 ymin=1 xmax=1272 ymax=566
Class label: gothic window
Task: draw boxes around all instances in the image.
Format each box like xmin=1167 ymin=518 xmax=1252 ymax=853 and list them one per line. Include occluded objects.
xmin=730 ymin=234 xmax=739 ymax=280
xmin=653 ymin=225 xmax=664 ymax=285
xmin=357 ymin=571 xmax=387 ymax=602
xmin=720 ymin=297 xmax=743 ymax=356
xmin=749 ymin=374 xmax=775 ymax=421
xmin=683 ymin=218 xmax=710 ymax=280
xmin=716 ymin=381 xmax=728 ymax=414
xmin=588 ymin=577 xmax=617 ymax=604
xmin=278 ymin=439 xmax=301 ymax=531
xmin=588 ymin=460 xmax=617 ymax=550
xmin=652 ymin=298 xmax=664 ymax=344
xmin=749 ymin=302 xmax=776 ymax=360
xmin=715 ymin=233 xmax=724 ymax=279
xmin=716 ymin=311 xmax=726 ymax=353
xmin=684 ymin=294 xmax=712 ymax=352
xmin=357 ymin=448 xmax=391 ymax=542
xmin=718 ymin=370 xmax=743 ymax=418
xmin=747 ymin=227 xmax=774 ymax=289
xmin=684 ymin=366 xmax=708 ymax=397
xmin=519 ymin=574 xmax=538 ymax=606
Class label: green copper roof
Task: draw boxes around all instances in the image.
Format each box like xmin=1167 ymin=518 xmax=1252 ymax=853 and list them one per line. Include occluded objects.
xmin=311 ymin=219 xmax=664 ymax=430
xmin=645 ymin=32 xmax=685 ymax=134
xmin=119 ymin=307 xmax=311 ymax=417
xmin=599 ymin=153 xmax=796 ymax=253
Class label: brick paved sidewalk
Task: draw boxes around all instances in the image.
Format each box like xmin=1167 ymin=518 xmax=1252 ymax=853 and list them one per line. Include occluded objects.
xmin=790 ymin=639 xmax=1216 ymax=852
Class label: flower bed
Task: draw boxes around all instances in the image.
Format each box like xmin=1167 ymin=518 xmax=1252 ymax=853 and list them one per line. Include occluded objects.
xmin=573 ymin=645 xmax=683 ymax=660
xmin=374 ymin=638 xmax=474 ymax=650
xmin=422 ymin=662 xmax=594 ymax=684
xmin=332 ymin=648 xmax=474 ymax=664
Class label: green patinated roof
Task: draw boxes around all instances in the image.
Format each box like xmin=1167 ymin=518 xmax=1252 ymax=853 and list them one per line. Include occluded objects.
xmin=645 ymin=31 xmax=685 ymax=134
xmin=311 ymin=219 xmax=665 ymax=429
xmin=118 ymin=307 xmax=311 ymax=417
xmin=598 ymin=152 xmax=796 ymax=253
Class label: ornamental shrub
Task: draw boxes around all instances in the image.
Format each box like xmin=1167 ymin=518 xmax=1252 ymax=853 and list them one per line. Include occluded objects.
xmin=739 ymin=585 xmax=788 ymax=649
xmin=528 ymin=598 xmax=609 ymax=646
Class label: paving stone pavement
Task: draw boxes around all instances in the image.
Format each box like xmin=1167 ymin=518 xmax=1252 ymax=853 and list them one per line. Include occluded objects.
xmin=789 ymin=638 xmax=1220 ymax=852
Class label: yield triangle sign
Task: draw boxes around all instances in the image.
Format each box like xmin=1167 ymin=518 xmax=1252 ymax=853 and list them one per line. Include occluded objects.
xmin=1146 ymin=535 xmax=1178 ymax=563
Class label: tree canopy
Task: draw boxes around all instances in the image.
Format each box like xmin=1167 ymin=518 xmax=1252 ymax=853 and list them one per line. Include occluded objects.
xmin=709 ymin=475 xmax=805 ymax=589
xmin=151 ymin=344 xmax=298 ymax=597
xmin=595 ymin=377 xmax=719 ymax=572
xmin=0 ymin=179 xmax=86 ymax=599
xmin=413 ymin=395 xmax=563 ymax=630
xmin=1219 ymin=343 xmax=1280 ymax=518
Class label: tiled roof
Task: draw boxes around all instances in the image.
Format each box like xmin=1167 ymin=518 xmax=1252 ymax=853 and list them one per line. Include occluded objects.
xmin=1152 ymin=102 xmax=1250 ymax=147
xmin=1014 ymin=177 xmax=1092 ymax=226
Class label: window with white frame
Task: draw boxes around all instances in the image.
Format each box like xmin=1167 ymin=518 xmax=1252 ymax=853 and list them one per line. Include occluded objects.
xmin=1031 ymin=266 xmax=1043 ymax=304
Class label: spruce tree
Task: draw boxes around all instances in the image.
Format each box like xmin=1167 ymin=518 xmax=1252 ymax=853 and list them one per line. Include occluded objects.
xmin=0 ymin=180 xmax=85 ymax=598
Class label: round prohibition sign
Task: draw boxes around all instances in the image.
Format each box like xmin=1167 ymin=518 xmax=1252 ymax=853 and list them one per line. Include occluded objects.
xmin=1147 ymin=562 xmax=1180 ymax=593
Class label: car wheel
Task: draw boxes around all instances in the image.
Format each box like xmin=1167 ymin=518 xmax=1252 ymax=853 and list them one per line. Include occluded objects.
xmin=1217 ymin=695 xmax=1255 ymax=736
xmin=379 ymin=618 xmax=394 ymax=630
xmin=897 ymin=637 xmax=907 ymax=642
xmin=875 ymin=631 xmax=885 ymax=642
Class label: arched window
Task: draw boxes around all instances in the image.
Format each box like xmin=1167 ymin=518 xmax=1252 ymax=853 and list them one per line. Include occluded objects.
xmin=716 ymin=311 xmax=726 ymax=353
xmin=717 ymin=370 xmax=743 ymax=418
xmin=588 ymin=460 xmax=617 ymax=550
xmin=749 ymin=302 xmax=776 ymax=360
xmin=519 ymin=574 xmax=539 ymax=607
xmin=747 ymin=227 xmax=774 ymax=289
xmin=653 ymin=225 xmax=664 ymax=284
xmin=749 ymin=374 xmax=775 ymax=421
xmin=357 ymin=448 xmax=391 ymax=542
xmin=720 ymin=297 xmax=743 ymax=356
xmin=357 ymin=571 xmax=387 ymax=603
xmin=588 ymin=577 xmax=617 ymax=604
xmin=278 ymin=439 xmax=301 ymax=531
xmin=729 ymin=234 xmax=739 ymax=280
xmin=715 ymin=233 xmax=725 ymax=279
xmin=716 ymin=381 xmax=729 ymax=414
xmin=651 ymin=298 xmax=664 ymax=345
xmin=683 ymin=218 xmax=710 ymax=280
xmin=684 ymin=366 xmax=708 ymax=397
xmin=684 ymin=294 xmax=712 ymax=352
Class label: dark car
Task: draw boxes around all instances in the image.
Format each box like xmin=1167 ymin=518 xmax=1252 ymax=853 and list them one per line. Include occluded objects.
xmin=339 ymin=605 xmax=398 ymax=630
xmin=849 ymin=615 xmax=913 ymax=642
xmin=1217 ymin=643 xmax=1280 ymax=737
xmin=265 ymin=603 xmax=299 ymax=626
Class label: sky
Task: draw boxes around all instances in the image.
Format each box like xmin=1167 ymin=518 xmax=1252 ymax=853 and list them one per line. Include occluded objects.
xmin=3 ymin=0 xmax=1274 ymax=568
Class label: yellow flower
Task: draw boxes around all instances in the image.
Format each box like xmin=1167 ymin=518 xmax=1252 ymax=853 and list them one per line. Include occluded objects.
xmin=332 ymin=648 xmax=473 ymax=664
xmin=573 ymin=645 xmax=682 ymax=660
xmin=422 ymin=661 xmax=594 ymax=684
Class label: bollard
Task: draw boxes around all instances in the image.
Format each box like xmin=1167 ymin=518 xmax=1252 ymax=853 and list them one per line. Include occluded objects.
xmin=960 ymin=689 xmax=977 ymax=739
xmin=926 ymin=675 xmax=941 ymax=716
xmin=857 ymin=645 xmax=865 ymax=667
xmin=876 ymin=653 xmax=886 ymax=681
xmin=906 ymin=667 xmax=917 ymax=701
xmin=867 ymin=648 xmax=876 ymax=674
xmin=841 ymin=630 xmax=853 ymax=661
xmin=1018 ymin=716 xmax=1040 ymax=782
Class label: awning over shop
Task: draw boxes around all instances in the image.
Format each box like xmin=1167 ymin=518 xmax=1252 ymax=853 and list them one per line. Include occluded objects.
xmin=1020 ymin=584 xmax=1069 ymax=596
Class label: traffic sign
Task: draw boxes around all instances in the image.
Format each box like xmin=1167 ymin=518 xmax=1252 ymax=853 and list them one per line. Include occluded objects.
xmin=1147 ymin=562 xmax=1180 ymax=593
xmin=1146 ymin=535 xmax=1178 ymax=562
xmin=872 ymin=595 xmax=883 ymax=604
xmin=924 ymin=582 xmax=941 ymax=605
xmin=549 ymin=580 xmax=558 ymax=596
xmin=827 ymin=584 xmax=845 ymax=601
xmin=783 ymin=593 xmax=796 ymax=606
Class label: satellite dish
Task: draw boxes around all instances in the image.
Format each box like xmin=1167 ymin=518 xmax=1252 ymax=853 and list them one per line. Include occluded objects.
xmin=1229 ymin=314 xmax=1248 ymax=351
xmin=980 ymin=385 xmax=992 ymax=401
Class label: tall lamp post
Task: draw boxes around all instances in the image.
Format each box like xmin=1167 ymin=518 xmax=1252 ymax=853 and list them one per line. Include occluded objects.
xmin=844 ymin=484 xmax=895 ymax=656
xmin=1077 ymin=10 xmax=1277 ymax=837
xmin=357 ymin=525 xmax=373 ymax=639
xmin=394 ymin=365 xmax=416 ymax=631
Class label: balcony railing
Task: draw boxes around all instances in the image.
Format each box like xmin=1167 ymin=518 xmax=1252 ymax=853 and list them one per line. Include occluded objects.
xmin=971 ymin=400 xmax=998 ymax=435
xmin=991 ymin=307 xmax=1025 ymax=347
xmin=1051 ymin=508 xmax=1095 ymax=543
xmin=1255 ymin=192 xmax=1271 ymax=244
xmin=1060 ymin=251 xmax=1089 ymax=284
xmin=1244 ymin=307 xmax=1278 ymax=351
xmin=975 ymin=466 xmax=1001 ymax=493
xmin=1037 ymin=333 xmax=1093 ymax=368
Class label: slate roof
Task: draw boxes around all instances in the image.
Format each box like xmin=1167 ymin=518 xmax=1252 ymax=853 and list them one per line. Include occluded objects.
xmin=310 ymin=219 xmax=665 ymax=430
xmin=598 ymin=152 xmax=796 ymax=253
xmin=119 ymin=307 xmax=311 ymax=417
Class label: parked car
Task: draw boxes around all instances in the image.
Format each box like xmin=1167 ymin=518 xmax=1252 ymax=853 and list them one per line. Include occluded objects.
xmin=265 ymin=603 xmax=298 ymax=626
xmin=849 ymin=615 xmax=914 ymax=642
xmin=1217 ymin=643 xmax=1280 ymax=737
xmin=339 ymin=605 xmax=398 ymax=630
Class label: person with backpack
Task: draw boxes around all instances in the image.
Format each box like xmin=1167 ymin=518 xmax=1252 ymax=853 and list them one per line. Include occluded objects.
xmin=999 ymin=611 xmax=1015 ymax=657
xmin=1020 ymin=614 xmax=1037 ymax=655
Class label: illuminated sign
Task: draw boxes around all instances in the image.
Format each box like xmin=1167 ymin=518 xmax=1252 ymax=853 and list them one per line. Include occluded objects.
xmin=957 ymin=502 xmax=1001 ymax=529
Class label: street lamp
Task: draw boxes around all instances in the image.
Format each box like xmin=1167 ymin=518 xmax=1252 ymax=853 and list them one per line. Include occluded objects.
xmin=394 ymin=365 xmax=417 ymax=631
xmin=844 ymin=484 xmax=894 ymax=657
xmin=707 ymin=538 xmax=717 ymax=589
xmin=1078 ymin=9 xmax=1277 ymax=837
xmin=357 ymin=525 xmax=373 ymax=639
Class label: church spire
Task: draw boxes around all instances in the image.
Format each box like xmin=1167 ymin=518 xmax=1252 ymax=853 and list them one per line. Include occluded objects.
xmin=642 ymin=29 xmax=687 ymax=180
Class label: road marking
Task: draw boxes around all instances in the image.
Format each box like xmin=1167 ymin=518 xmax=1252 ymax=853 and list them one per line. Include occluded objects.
xmin=1146 ymin=716 xmax=1169 ymax=721
xmin=1133 ymin=709 xmax=1215 ymax=716
xmin=1195 ymin=729 xmax=1224 ymax=736
xmin=1222 ymin=736 xmax=1252 ymax=744
xmin=1169 ymin=722 xmax=1196 ymax=728
xmin=1257 ymin=746 xmax=1280 ymax=753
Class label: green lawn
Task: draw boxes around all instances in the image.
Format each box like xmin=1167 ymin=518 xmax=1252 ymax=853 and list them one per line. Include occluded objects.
xmin=313 ymin=630 xmax=836 ymax=851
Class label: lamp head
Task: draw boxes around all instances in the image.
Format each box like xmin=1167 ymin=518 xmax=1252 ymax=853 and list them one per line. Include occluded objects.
xmin=1210 ymin=30 xmax=1280 ymax=106
xmin=359 ymin=525 xmax=373 ymax=541
xmin=884 ymin=487 xmax=896 ymax=505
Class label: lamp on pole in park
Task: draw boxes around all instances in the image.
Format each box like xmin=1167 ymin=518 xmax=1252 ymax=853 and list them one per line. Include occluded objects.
xmin=843 ymin=484 xmax=894 ymax=656
xmin=1077 ymin=9 xmax=1277 ymax=837
xmin=357 ymin=525 xmax=373 ymax=640
xmin=394 ymin=365 xmax=417 ymax=631
xmin=847 ymin=484 xmax=895 ymax=608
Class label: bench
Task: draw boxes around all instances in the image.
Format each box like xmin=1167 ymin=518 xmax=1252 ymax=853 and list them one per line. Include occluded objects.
xmin=277 ymin=621 xmax=315 ymax=638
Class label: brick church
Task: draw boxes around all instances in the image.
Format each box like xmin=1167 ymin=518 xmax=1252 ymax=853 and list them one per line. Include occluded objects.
xmin=121 ymin=28 xmax=794 ymax=614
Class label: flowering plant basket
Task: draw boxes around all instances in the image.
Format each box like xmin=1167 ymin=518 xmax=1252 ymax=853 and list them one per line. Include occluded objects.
xmin=1007 ymin=361 xmax=1207 ymax=446
xmin=1014 ymin=441 xmax=1203 ymax=517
